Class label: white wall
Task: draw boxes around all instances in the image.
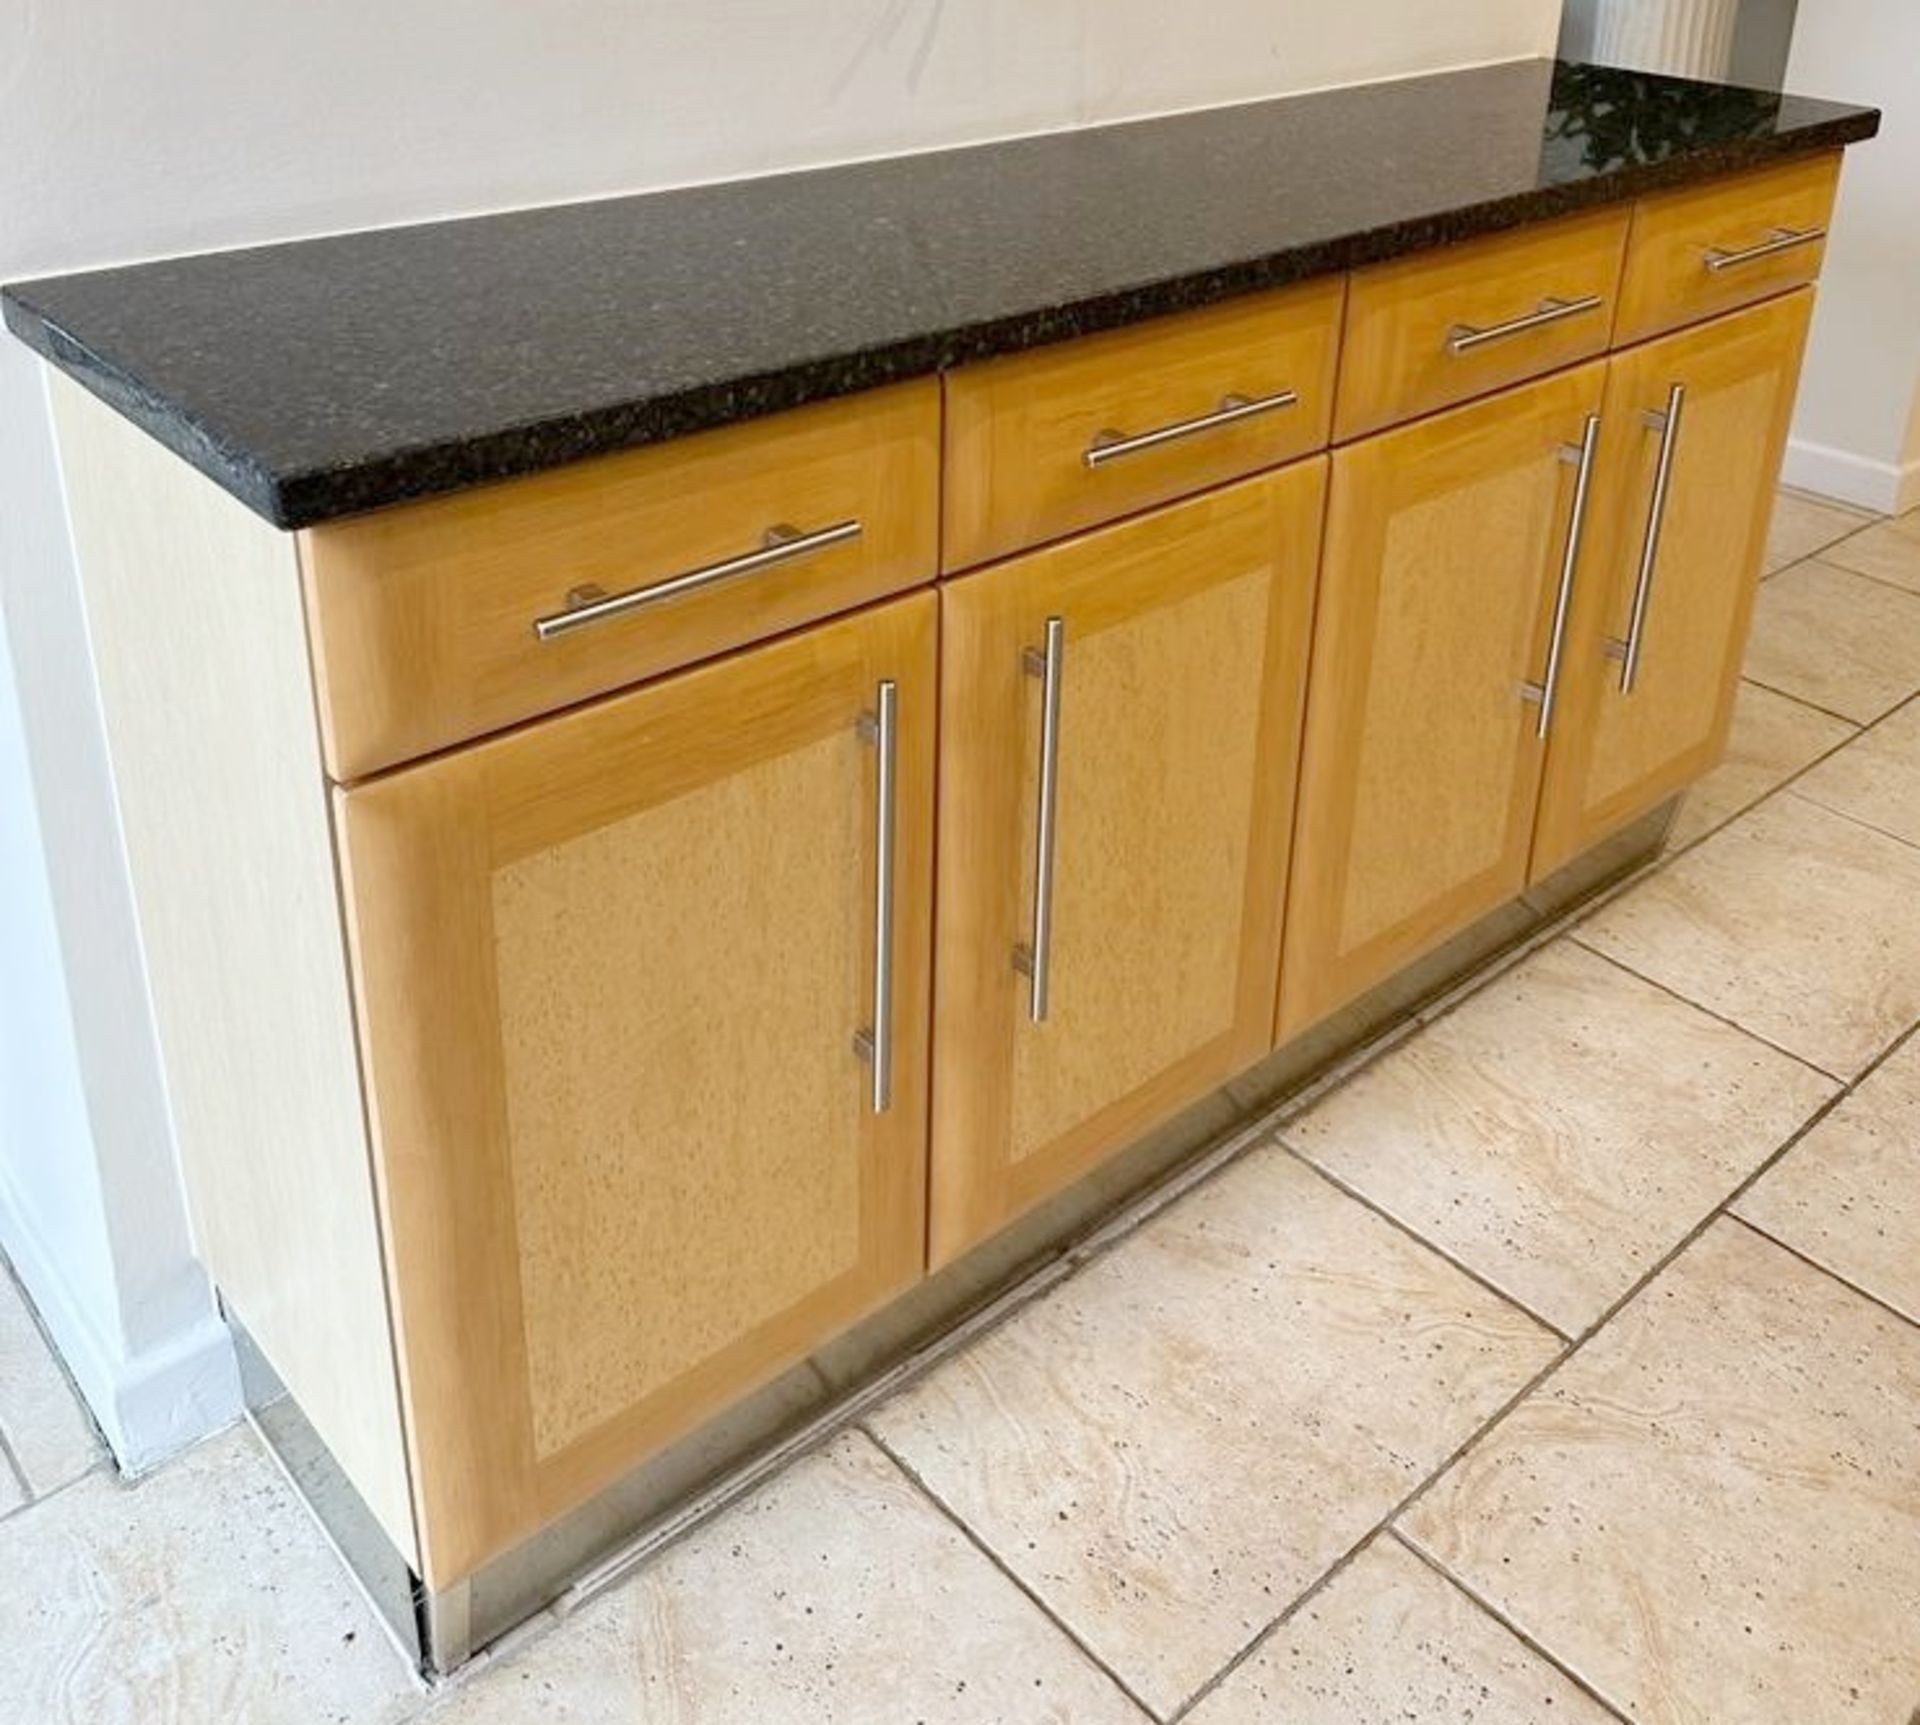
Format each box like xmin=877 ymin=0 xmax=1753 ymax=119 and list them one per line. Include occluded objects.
xmin=5 ymin=0 xmax=1561 ymax=277
xmin=1780 ymin=5 xmax=1920 ymax=513
xmin=0 ymin=330 xmax=241 ymax=1470
xmin=1557 ymin=0 xmax=1799 ymax=90
xmin=1727 ymin=0 xmax=1798 ymax=89
xmin=0 ymin=631 xmax=115 ymax=1337
xmin=0 ymin=0 xmax=1562 ymax=1469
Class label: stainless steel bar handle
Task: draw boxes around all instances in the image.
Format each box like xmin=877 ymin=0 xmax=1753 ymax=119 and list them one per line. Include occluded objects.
xmin=853 ymin=679 xmax=898 ymax=1113
xmin=1012 ymin=617 xmax=1066 ymax=1023
xmin=1083 ymin=390 xmax=1297 ymax=469
xmin=1612 ymin=384 xmax=1688 ymax=696
xmin=1448 ymin=294 xmax=1604 ymax=356
xmin=534 ymin=519 xmax=863 ymax=640
xmin=1704 ymin=226 xmax=1826 ymax=273
xmin=1525 ymin=413 xmax=1603 ymax=743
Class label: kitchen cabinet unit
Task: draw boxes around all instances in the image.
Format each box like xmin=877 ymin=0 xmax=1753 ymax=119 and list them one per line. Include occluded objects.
xmin=1279 ymin=366 xmax=1607 ymax=1037
xmin=3 ymin=55 xmax=1874 ymax=1674
xmin=1532 ymin=292 xmax=1815 ymax=876
xmin=932 ymin=464 xmax=1324 ymax=1263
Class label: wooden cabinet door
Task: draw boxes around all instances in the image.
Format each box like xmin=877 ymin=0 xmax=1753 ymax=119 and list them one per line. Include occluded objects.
xmin=336 ymin=592 xmax=936 ymax=1588
xmin=1532 ymin=291 xmax=1814 ymax=877
xmin=931 ymin=463 xmax=1326 ymax=1265
xmin=1279 ymin=362 xmax=1608 ymax=1038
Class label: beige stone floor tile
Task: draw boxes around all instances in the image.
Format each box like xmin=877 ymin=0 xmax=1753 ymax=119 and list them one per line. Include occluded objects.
xmin=1665 ymin=679 xmax=1856 ymax=850
xmin=1577 ymin=792 xmax=1920 ymax=1079
xmin=0 ymin=1424 xmax=419 ymax=1725
xmin=1819 ymin=503 xmax=1920 ymax=593
xmin=866 ymin=1151 xmax=1559 ymax=1717
xmin=1282 ymin=941 xmax=1834 ymax=1335
xmin=426 ymin=1430 xmax=1146 ymax=1725
xmin=1793 ymin=694 xmax=1920 ymax=848
xmin=0 ymin=1266 xmax=104 ymax=1496
xmin=1743 ymin=558 xmax=1920 ymax=723
xmin=1763 ymin=487 xmax=1877 ymax=575
xmin=1402 ymin=1221 xmax=1920 ymax=1724
xmin=1735 ymin=1034 xmax=1920 ymax=1323
xmin=1184 ymin=1535 xmax=1617 ymax=1725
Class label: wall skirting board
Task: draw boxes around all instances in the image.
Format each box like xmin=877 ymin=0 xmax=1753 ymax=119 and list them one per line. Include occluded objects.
xmin=0 ymin=1158 xmax=241 ymax=1474
xmin=1782 ymin=436 xmax=1920 ymax=515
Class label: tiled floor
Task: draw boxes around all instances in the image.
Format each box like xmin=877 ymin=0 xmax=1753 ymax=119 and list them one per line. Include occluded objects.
xmin=4 ymin=491 xmax=1919 ymax=1723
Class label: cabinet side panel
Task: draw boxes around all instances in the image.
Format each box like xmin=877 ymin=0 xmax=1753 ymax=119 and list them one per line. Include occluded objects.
xmin=47 ymin=375 xmax=417 ymax=1565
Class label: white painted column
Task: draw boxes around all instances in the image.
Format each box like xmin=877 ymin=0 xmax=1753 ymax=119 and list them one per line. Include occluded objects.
xmin=0 ymin=337 xmax=242 ymax=1473
xmin=1591 ymin=0 xmax=1740 ymax=79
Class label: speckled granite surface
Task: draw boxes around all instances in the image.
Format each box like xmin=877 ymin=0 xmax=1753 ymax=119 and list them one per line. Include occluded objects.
xmin=1 ymin=58 xmax=1877 ymax=528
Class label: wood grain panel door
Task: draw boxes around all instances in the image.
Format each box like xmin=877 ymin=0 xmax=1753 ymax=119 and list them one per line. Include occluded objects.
xmin=336 ymin=592 xmax=936 ymax=1588
xmin=931 ymin=462 xmax=1327 ymax=1265
xmin=1532 ymin=291 xmax=1814 ymax=878
xmin=1278 ymin=362 xmax=1609 ymax=1038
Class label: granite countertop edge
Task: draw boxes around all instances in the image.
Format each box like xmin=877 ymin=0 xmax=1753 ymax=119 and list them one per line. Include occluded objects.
xmin=0 ymin=79 xmax=1880 ymax=531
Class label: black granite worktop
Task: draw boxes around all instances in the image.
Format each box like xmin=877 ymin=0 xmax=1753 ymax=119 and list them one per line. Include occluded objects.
xmin=2 ymin=58 xmax=1877 ymax=529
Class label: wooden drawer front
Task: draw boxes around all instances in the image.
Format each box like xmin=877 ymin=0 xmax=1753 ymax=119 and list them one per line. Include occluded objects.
xmin=1616 ymin=152 xmax=1840 ymax=346
xmin=302 ymin=380 xmax=940 ymax=779
xmin=942 ymin=277 xmax=1343 ymax=572
xmin=1336 ymin=207 xmax=1629 ymax=441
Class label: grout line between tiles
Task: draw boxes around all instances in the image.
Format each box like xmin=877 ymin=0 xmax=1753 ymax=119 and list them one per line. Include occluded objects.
xmin=0 ymin=1254 xmax=114 ymax=1467
xmin=1769 ymin=503 xmax=1892 ymax=572
xmin=1803 ymin=546 xmax=1920 ymax=602
xmin=0 ymin=1452 xmax=113 ymax=1525
xmin=1779 ymin=511 xmax=1885 ymax=563
xmin=1171 ymin=1036 xmax=1846 ymax=1715
xmin=1781 ymin=786 xmax=1920 ymax=858
xmin=0 ymin=1430 xmax=30 ymax=1514
xmin=1386 ymin=1526 xmax=1636 ymax=1724
xmin=1160 ymin=1323 xmax=1578 ymax=1724
xmin=1569 ymin=665 xmax=1920 ymax=1066
xmin=1270 ymin=1143 xmax=1577 ymax=1343
xmin=1657 ymin=681 xmax=1919 ymax=868
xmin=1724 ymin=1211 xmax=1920 ymax=1336
xmin=1169 ymin=1017 xmax=1914 ymax=1722
xmin=1732 ymin=671 xmax=1873 ymax=730
xmin=859 ymin=1426 xmax=1165 ymax=1724
xmin=1657 ymin=681 xmax=1863 ymax=859
xmin=1359 ymin=1016 xmax=1920 ymax=1719
xmin=1568 ymin=936 xmax=1847 ymax=1084
xmin=1555 ymin=1047 xmax=1876 ymax=1344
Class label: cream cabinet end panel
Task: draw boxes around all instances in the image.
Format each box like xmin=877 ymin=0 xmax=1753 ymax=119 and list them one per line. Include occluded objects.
xmin=47 ymin=373 xmax=419 ymax=1567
